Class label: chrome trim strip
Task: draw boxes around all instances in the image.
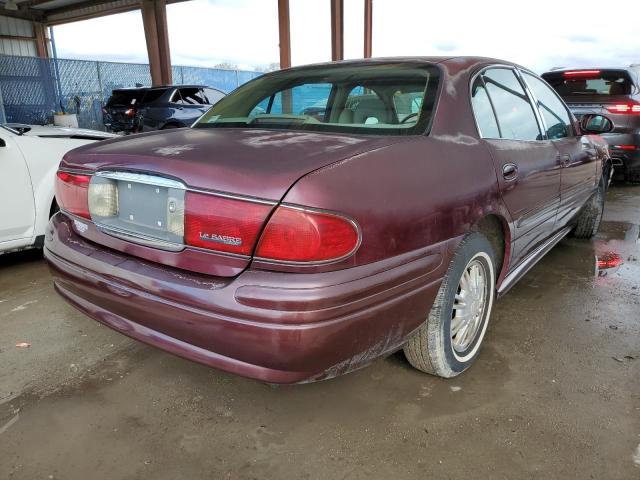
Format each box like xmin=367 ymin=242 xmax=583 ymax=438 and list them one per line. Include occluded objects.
xmin=95 ymin=171 xmax=186 ymax=190
xmin=58 ymin=167 xmax=94 ymax=175
xmin=498 ymin=226 xmax=572 ymax=295
xmin=96 ymin=224 xmax=185 ymax=252
xmin=187 ymin=187 xmax=278 ymax=205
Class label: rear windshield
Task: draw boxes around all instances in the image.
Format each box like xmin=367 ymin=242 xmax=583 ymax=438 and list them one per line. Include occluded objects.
xmin=542 ymin=70 xmax=634 ymax=97
xmin=107 ymin=90 xmax=148 ymax=106
xmin=193 ymin=63 xmax=441 ymax=136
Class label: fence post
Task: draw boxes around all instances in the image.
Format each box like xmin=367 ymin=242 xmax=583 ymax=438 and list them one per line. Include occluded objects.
xmin=96 ymin=61 xmax=104 ymax=98
xmin=0 ymin=85 xmax=6 ymax=124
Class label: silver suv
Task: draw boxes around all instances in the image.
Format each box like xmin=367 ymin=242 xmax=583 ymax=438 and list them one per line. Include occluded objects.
xmin=542 ymin=67 xmax=640 ymax=183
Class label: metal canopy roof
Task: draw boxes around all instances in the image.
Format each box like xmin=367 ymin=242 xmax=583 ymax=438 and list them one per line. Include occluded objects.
xmin=0 ymin=0 xmax=187 ymax=25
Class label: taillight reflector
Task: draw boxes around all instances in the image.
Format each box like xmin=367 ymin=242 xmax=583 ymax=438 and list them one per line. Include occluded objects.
xmin=55 ymin=171 xmax=91 ymax=219
xmin=613 ymin=145 xmax=637 ymax=151
xmin=255 ymin=206 xmax=359 ymax=263
xmin=607 ymin=103 xmax=640 ymax=114
xmin=184 ymin=191 xmax=272 ymax=255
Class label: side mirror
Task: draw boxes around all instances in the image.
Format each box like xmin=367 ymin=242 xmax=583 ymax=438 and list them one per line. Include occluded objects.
xmin=0 ymin=138 xmax=5 ymax=147
xmin=580 ymin=114 xmax=613 ymax=134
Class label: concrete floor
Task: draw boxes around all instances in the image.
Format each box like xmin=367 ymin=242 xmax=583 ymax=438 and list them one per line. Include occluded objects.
xmin=1 ymin=185 xmax=639 ymax=480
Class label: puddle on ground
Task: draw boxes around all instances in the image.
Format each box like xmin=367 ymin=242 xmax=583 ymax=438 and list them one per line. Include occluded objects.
xmin=513 ymin=219 xmax=640 ymax=298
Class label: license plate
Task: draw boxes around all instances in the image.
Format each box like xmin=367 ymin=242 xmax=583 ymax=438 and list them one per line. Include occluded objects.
xmin=89 ymin=172 xmax=186 ymax=249
xmin=118 ymin=180 xmax=169 ymax=231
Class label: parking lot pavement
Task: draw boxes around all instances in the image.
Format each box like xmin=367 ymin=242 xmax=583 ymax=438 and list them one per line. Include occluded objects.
xmin=1 ymin=186 xmax=639 ymax=480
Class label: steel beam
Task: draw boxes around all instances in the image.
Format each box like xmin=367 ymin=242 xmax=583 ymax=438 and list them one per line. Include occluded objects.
xmin=330 ymin=0 xmax=343 ymax=61
xmin=141 ymin=0 xmax=172 ymax=86
xmin=33 ymin=22 xmax=49 ymax=58
xmin=277 ymin=0 xmax=291 ymax=69
xmin=364 ymin=0 xmax=372 ymax=58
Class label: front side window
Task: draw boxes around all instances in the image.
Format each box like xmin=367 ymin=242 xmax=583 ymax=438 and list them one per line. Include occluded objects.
xmin=194 ymin=64 xmax=441 ymax=136
xmin=523 ymin=72 xmax=572 ymax=140
xmin=471 ymin=76 xmax=500 ymax=138
xmin=482 ymin=68 xmax=541 ymax=141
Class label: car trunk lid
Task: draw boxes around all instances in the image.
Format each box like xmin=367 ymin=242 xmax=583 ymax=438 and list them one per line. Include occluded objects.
xmin=60 ymin=128 xmax=401 ymax=276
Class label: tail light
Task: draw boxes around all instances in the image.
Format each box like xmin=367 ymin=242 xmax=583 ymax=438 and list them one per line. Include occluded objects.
xmin=184 ymin=194 xmax=360 ymax=262
xmin=612 ymin=145 xmax=637 ymax=151
xmin=55 ymin=171 xmax=91 ymax=219
xmin=606 ymin=103 xmax=640 ymax=114
xmin=125 ymin=108 xmax=136 ymax=117
xmin=184 ymin=192 xmax=272 ymax=255
xmin=563 ymin=70 xmax=601 ymax=78
xmin=56 ymin=173 xmax=360 ymax=264
xmin=255 ymin=206 xmax=360 ymax=263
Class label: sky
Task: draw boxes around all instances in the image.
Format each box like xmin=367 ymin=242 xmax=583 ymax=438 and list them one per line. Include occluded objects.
xmin=52 ymin=0 xmax=640 ymax=74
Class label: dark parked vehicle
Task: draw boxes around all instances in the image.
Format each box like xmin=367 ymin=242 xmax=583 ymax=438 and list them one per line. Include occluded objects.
xmin=103 ymin=85 xmax=225 ymax=134
xmin=542 ymin=67 xmax=640 ymax=182
xmin=47 ymin=57 xmax=612 ymax=383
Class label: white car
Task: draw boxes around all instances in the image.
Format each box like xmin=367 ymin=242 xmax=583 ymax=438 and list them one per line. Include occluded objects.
xmin=0 ymin=124 xmax=116 ymax=254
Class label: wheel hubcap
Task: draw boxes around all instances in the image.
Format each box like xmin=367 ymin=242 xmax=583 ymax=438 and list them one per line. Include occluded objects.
xmin=451 ymin=259 xmax=488 ymax=353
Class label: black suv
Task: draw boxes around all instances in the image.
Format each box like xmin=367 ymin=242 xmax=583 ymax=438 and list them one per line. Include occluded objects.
xmin=542 ymin=67 xmax=640 ymax=182
xmin=103 ymin=85 xmax=225 ymax=134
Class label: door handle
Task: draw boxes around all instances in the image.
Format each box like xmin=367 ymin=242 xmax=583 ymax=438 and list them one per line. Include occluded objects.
xmin=502 ymin=163 xmax=518 ymax=181
xmin=559 ymin=153 xmax=572 ymax=167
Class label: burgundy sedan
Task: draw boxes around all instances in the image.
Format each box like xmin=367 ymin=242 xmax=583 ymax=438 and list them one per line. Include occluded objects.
xmin=45 ymin=57 xmax=612 ymax=383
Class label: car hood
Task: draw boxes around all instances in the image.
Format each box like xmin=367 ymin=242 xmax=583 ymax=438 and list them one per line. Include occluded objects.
xmin=20 ymin=125 xmax=116 ymax=140
xmin=61 ymin=128 xmax=403 ymax=200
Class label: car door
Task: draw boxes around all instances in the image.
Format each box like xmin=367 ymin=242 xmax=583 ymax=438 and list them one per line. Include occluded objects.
xmin=0 ymin=129 xmax=35 ymax=243
xmin=521 ymin=71 xmax=598 ymax=229
xmin=471 ymin=67 xmax=562 ymax=266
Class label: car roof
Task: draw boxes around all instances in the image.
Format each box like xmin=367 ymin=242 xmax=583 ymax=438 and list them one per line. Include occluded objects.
xmin=112 ymin=85 xmax=210 ymax=92
xmin=263 ymin=56 xmax=532 ymax=78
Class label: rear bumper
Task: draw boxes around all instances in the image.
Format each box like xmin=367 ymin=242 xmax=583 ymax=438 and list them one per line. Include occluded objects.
xmin=45 ymin=213 xmax=448 ymax=383
xmin=602 ymin=132 xmax=640 ymax=176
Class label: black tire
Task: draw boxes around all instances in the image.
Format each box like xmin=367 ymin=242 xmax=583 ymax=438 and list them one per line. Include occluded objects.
xmin=403 ymin=232 xmax=496 ymax=378
xmin=571 ymin=180 xmax=605 ymax=239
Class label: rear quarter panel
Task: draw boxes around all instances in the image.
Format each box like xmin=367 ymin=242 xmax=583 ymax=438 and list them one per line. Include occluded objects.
xmin=270 ymin=58 xmax=513 ymax=279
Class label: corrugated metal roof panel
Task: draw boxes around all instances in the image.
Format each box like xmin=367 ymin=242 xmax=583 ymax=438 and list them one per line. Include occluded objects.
xmin=0 ymin=38 xmax=37 ymax=57
xmin=45 ymin=0 xmax=139 ymax=22
xmin=0 ymin=15 xmax=34 ymax=37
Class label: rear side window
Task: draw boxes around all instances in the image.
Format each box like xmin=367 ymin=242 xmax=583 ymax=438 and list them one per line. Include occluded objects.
xmin=202 ymin=88 xmax=225 ymax=105
xmin=522 ymin=72 xmax=572 ymax=140
xmin=471 ymin=77 xmax=500 ymax=138
xmin=482 ymin=68 xmax=541 ymax=141
xmin=140 ymin=89 xmax=167 ymax=104
xmin=107 ymin=90 xmax=145 ymax=106
xmin=542 ymin=70 xmax=633 ymax=97
xmin=174 ymin=88 xmax=209 ymax=105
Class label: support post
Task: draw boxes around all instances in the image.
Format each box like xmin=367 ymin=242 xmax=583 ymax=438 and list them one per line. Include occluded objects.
xmin=364 ymin=0 xmax=372 ymax=58
xmin=141 ymin=0 xmax=172 ymax=86
xmin=330 ymin=0 xmax=343 ymax=61
xmin=33 ymin=22 xmax=49 ymax=58
xmin=278 ymin=0 xmax=291 ymax=69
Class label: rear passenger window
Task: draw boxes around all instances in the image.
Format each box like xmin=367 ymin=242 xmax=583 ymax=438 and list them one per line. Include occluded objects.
xmin=471 ymin=77 xmax=500 ymax=138
xmin=483 ymin=68 xmax=541 ymax=141
xmin=522 ymin=72 xmax=572 ymax=140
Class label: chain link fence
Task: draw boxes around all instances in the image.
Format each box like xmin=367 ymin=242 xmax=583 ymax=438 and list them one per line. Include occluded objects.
xmin=0 ymin=54 xmax=262 ymax=130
